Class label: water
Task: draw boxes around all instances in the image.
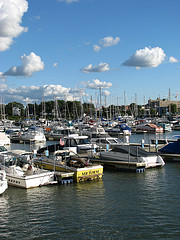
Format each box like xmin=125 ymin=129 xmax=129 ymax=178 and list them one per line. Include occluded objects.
xmin=1 ymin=132 xmax=180 ymax=239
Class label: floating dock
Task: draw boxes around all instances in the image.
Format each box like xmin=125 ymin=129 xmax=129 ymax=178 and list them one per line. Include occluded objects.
xmin=90 ymin=157 xmax=146 ymax=173
xmin=54 ymin=172 xmax=74 ymax=184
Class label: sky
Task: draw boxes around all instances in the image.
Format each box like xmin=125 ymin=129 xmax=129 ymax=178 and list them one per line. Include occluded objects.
xmin=0 ymin=0 xmax=179 ymax=107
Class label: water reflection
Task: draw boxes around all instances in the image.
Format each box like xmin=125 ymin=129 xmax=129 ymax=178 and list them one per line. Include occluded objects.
xmin=0 ymin=197 xmax=10 ymax=239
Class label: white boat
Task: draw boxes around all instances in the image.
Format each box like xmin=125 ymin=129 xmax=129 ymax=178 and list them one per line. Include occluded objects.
xmin=80 ymin=125 xmax=110 ymax=140
xmin=0 ymin=150 xmax=57 ymax=188
xmin=0 ymin=132 xmax=10 ymax=146
xmin=64 ymin=134 xmax=97 ymax=154
xmin=92 ymin=137 xmax=124 ymax=150
xmin=20 ymin=127 xmax=46 ymax=142
xmin=97 ymin=145 xmax=165 ymax=169
xmin=0 ymin=170 xmax=8 ymax=194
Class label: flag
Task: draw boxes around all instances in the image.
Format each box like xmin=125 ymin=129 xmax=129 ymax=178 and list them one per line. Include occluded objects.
xmin=60 ymin=137 xmax=64 ymax=146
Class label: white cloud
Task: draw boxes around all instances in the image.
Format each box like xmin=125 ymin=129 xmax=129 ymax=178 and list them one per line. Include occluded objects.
xmin=122 ymin=47 xmax=166 ymax=68
xmin=0 ymin=84 xmax=78 ymax=104
xmin=53 ymin=62 xmax=58 ymax=68
xmin=81 ymin=63 xmax=110 ymax=73
xmin=44 ymin=84 xmax=70 ymax=98
xmin=0 ymin=0 xmax=28 ymax=51
xmin=3 ymin=52 xmax=44 ymax=77
xmin=100 ymin=36 xmax=120 ymax=47
xmin=57 ymin=0 xmax=79 ymax=3
xmin=85 ymin=79 xmax=112 ymax=89
xmin=93 ymin=36 xmax=120 ymax=52
xmin=169 ymin=56 xmax=179 ymax=63
xmin=103 ymin=90 xmax=111 ymax=96
xmin=93 ymin=44 xmax=101 ymax=53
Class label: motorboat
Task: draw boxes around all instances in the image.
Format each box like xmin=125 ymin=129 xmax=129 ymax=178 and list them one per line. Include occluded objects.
xmin=19 ymin=127 xmax=46 ymax=142
xmin=80 ymin=125 xmax=110 ymax=140
xmin=33 ymin=149 xmax=103 ymax=182
xmin=92 ymin=137 xmax=124 ymax=150
xmin=95 ymin=145 xmax=165 ymax=169
xmin=63 ymin=134 xmax=97 ymax=153
xmin=105 ymin=124 xmax=131 ymax=136
xmin=135 ymin=124 xmax=163 ymax=133
xmin=0 ymin=170 xmax=8 ymax=194
xmin=0 ymin=150 xmax=57 ymax=188
xmin=157 ymin=123 xmax=172 ymax=132
xmin=0 ymin=145 xmax=8 ymax=155
xmin=0 ymin=132 xmax=10 ymax=146
xmin=159 ymin=137 xmax=180 ymax=161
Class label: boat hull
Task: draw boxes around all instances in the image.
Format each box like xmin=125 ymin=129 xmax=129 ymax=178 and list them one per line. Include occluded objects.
xmin=6 ymin=171 xmax=56 ymax=188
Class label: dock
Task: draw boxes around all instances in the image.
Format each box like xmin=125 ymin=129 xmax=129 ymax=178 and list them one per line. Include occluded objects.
xmin=90 ymin=157 xmax=146 ymax=173
xmin=54 ymin=172 xmax=74 ymax=184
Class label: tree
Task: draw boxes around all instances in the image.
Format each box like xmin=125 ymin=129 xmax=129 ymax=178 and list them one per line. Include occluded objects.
xmin=170 ymin=104 xmax=177 ymax=114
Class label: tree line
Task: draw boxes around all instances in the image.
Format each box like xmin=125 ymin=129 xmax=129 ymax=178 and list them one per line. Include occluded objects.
xmin=0 ymin=100 xmax=179 ymax=121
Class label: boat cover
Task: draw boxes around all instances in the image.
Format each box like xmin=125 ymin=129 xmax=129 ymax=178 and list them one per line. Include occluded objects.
xmin=159 ymin=139 xmax=180 ymax=154
xmin=112 ymin=145 xmax=156 ymax=157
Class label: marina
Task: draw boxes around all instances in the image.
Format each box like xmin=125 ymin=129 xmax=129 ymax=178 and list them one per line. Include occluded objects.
xmin=0 ymin=0 xmax=179 ymax=239
xmin=0 ymin=130 xmax=180 ymax=239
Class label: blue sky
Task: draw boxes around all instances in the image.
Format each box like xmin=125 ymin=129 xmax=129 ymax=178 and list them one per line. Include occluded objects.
xmin=0 ymin=0 xmax=179 ymax=106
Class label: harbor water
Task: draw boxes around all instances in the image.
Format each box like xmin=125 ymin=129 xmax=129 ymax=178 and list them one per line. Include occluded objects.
xmin=1 ymin=132 xmax=180 ymax=239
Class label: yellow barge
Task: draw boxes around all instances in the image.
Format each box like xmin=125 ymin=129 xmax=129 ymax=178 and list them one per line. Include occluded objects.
xmin=33 ymin=150 xmax=103 ymax=182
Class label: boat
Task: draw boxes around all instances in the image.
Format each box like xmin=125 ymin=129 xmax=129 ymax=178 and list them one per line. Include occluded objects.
xmin=172 ymin=124 xmax=180 ymax=131
xmin=33 ymin=150 xmax=103 ymax=182
xmin=92 ymin=145 xmax=165 ymax=169
xmin=105 ymin=124 xmax=131 ymax=136
xmin=45 ymin=126 xmax=77 ymax=141
xmin=0 ymin=170 xmax=8 ymax=194
xmin=91 ymin=137 xmax=124 ymax=150
xmin=159 ymin=137 xmax=180 ymax=161
xmin=63 ymin=134 xmax=97 ymax=154
xmin=135 ymin=124 xmax=163 ymax=133
xmin=0 ymin=150 xmax=57 ymax=188
xmin=19 ymin=127 xmax=46 ymax=142
xmin=0 ymin=132 xmax=10 ymax=145
xmin=157 ymin=123 xmax=172 ymax=132
xmin=80 ymin=125 xmax=110 ymax=141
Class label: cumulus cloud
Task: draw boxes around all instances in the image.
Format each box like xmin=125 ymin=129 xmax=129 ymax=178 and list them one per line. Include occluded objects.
xmin=3 ymin=52 xmax=44 ymax=77
xmin=57 ymin=0 xmax=79 ymax=3
xmin=81 ymin=63 xmax=110 ymax=73
xmin=44 ymin=84 xmax=70 ymax=98
xmin=0 ymin=84 xmax=79 ymax=104
xmin=85 ymin=79 xmax=112 ymax=89
xmin=93 ymin=36 xmax=120 ymax=52
xmin=169 ymin=56 xmax=179 ymax=63
xmin=0 ymin=0 xmax=28 ymax=51
xmin=100 ymin=36 xmax=120 ymax=47
xmin=122 ymin=47 xmax=166 ymax=68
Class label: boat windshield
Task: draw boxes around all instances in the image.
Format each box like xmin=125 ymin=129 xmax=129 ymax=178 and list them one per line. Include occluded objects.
xmin=77 ymin=139 xmax=90 ymax=145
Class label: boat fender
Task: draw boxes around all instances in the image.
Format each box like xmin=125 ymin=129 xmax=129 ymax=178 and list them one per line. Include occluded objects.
xmin=28 ymin=165 xmax=32 ymax=170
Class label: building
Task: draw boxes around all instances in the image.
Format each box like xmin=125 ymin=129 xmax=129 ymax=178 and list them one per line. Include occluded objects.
xmin=148 ymin=98 xmax=180 ymax=115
